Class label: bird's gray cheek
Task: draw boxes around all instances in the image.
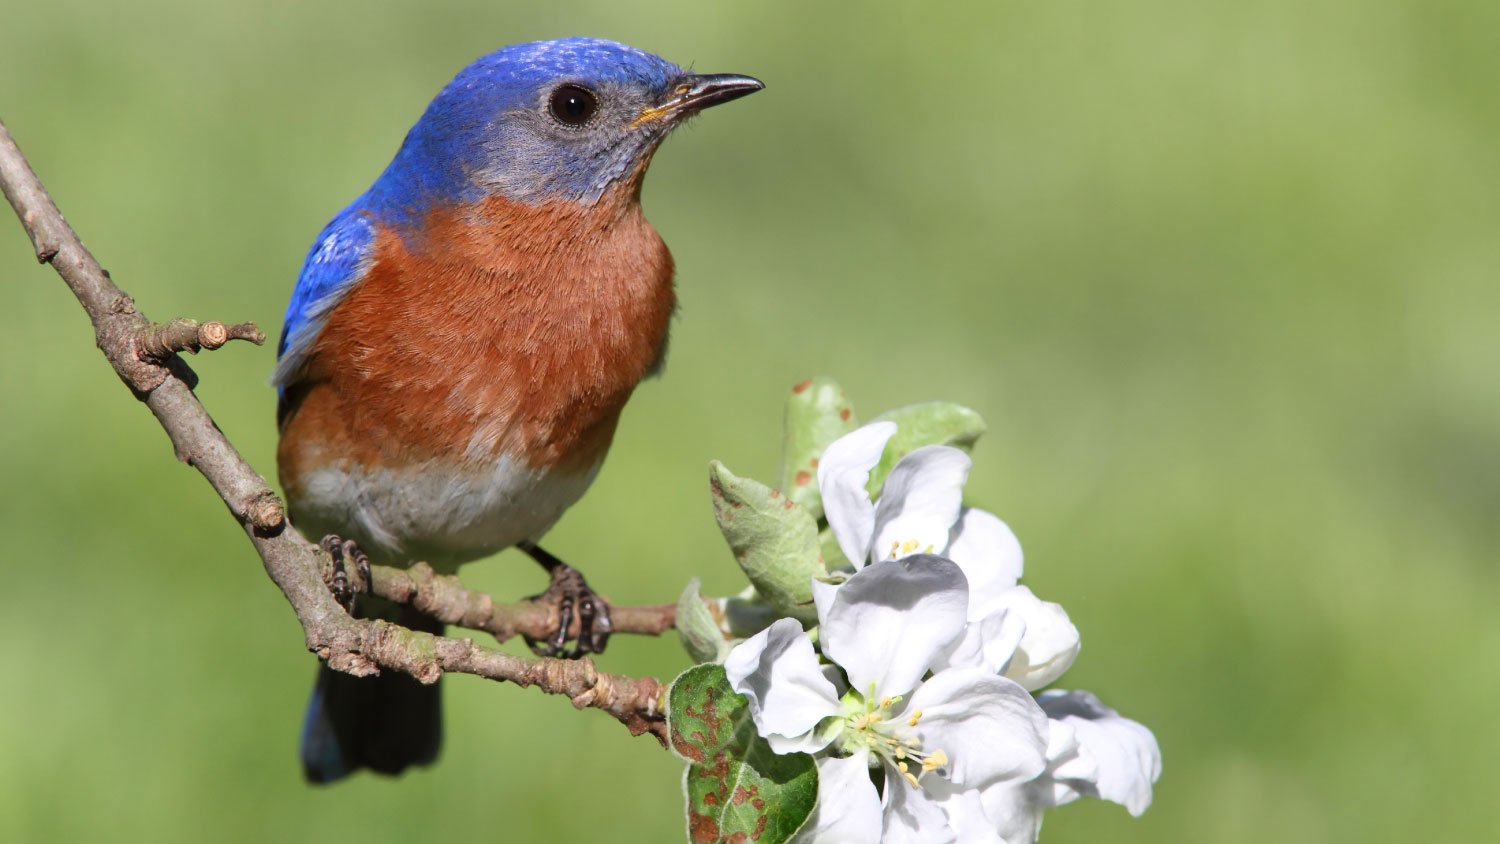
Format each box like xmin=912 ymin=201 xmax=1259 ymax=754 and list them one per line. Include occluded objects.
xmin=479 ymin=130 xmax=557 ymax=203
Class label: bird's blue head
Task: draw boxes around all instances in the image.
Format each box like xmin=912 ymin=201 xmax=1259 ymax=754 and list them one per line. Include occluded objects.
xmin=364 ymin=38 xmax=762 ymax=218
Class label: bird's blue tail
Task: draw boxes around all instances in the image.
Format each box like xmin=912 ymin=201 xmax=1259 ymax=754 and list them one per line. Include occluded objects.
xmin=299 ymin=604 xmax=444 ymax=783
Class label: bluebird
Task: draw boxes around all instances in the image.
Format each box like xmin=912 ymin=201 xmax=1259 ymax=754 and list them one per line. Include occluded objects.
xmin=273 ymin=38 xmax=762 ymax=783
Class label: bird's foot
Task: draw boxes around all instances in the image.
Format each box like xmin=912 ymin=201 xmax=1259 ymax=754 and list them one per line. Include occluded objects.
xmin=522 ymin=546 xmax=613 ymax=659
xmin=319 ymin=535 xmax=371 ymax=616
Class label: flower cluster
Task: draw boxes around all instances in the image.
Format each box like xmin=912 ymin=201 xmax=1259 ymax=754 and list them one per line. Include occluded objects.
xmin=723 ymin=422 xmax=1160 ymax=843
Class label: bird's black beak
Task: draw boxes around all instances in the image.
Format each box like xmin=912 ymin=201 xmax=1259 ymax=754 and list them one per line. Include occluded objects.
xmin=635 ymin=74 xmax=764 ymax=125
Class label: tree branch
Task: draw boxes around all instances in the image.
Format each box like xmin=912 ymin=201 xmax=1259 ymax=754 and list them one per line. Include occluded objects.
xmin=370 ymin=562 xmax=678 ymax=644
xmin=136 ymin=317 xmax=266 ymax=360
xmin=0 ymin=119 xmax=670 ymax=744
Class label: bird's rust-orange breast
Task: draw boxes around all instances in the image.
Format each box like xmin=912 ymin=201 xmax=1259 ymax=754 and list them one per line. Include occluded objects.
xmin=277 ymin=191 xmax=675 ymax=499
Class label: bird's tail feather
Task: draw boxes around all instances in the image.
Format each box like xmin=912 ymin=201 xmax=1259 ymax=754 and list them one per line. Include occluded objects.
xmin=299 ymin=603 xmax=444 ymax=784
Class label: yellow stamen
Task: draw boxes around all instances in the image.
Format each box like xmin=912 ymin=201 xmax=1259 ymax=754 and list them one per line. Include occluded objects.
xmin=922 ymin=749 xmax=949 ymax=772
xmin=900 ymin=539 xmax=919 ymax=554
xmin=907 ymin=709 xmax=924 ymax=727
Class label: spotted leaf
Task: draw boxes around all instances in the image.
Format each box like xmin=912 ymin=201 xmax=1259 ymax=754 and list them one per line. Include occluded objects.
xmin=668 ymin=664 xmax=818 ymax=844
xmin=778 ymin=377 xmax=858 ymax=520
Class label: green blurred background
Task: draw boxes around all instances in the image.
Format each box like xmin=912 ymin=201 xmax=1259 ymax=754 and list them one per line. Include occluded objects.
xmin=3 ymin=1 xmax=1497 ymax=841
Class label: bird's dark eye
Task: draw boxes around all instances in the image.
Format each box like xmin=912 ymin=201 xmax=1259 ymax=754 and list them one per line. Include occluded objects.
xmin=548 ymin=85 xmax=599 ymax=126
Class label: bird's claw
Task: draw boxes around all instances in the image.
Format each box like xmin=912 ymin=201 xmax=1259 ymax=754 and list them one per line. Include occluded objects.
xmin=524 ymin=563 xmax=613 ymax=659
xmin=319 ymin=535 xmax=370 ymax=616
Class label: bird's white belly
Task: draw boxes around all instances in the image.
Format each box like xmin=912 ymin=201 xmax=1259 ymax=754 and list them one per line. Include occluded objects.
xmin=292 ymin=455 xmax=599 ymax=569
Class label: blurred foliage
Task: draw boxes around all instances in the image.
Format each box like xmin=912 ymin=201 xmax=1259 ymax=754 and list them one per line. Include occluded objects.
xmin=2 ymin=1 xmax=1498 ymax=842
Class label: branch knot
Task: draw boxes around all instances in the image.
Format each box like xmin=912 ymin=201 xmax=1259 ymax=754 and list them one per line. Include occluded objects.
xmin=244 ymin=490 xmax=286 ymax=533
xmin=135 ymin=317 xmax=266 ymax=361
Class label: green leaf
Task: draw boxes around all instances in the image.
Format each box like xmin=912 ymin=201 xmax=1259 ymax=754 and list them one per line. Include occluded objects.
xmin=669 ymin=664 xmax=819 ymax=844
xmin=710 ymin=461 xmax=826 ymax=619
xmin=779 ymin=377 xmax=858 ymax=520
xmin=676 ymin=579 xmax=730 ymax=664
xmin=867 ymin=402 xmax=987 ymax=494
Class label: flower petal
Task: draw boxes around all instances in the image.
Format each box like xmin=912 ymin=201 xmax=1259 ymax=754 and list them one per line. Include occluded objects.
xmin=946 ymin=508 xmax=1024 ymax=619
xmin=923 ymin=779 xmax=1008 ymax=844
xmin=790 ymin=752 xmax=884 ymax=844
xmin=870 ymin=446 xmax=972 ymax=565
xmin=932 ymin=607 xmax=1026 ymax=675
xmin=1038 ymin=690 xmax=1162 ymax=816
xmin=992 ymin=587 xmax=1081 ymax=691
xmin=1036 ymin=717 xmax=1093 ymax=806
xmin=881 ymin=773 xmax=957 ymax=844
xmin=977 ymin=781 xmax=1048 ymax=844
xmin=973 ymin=714 xmax=1090 ymax=842
xmin=905 ymin=668 xmax=1049 ymax=789
xmin=818 ymin=422 xmax=898 ymax=570
xmin=819 ymin=556 xmax=969 ymax=699
xmin=724 ymin=618 xmax=841 ymax=753
xmin=810 ymin=576 xmax=842 ymax=624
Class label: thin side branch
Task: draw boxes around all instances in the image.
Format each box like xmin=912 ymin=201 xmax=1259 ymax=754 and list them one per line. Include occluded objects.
xmin=0 ymin=119 xmax=670 ymax=744
xmin=136 ymin=318 xmax=266 ymax=360
xmin=370 ymin=562 xmax=678 ymax=643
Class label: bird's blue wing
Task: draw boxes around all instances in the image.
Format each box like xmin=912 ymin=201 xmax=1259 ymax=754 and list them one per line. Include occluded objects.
xmin=274 ymin=203 xmax=376 ymax=390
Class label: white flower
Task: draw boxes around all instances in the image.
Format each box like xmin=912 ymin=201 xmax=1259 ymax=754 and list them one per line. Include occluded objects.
xmin=968 ymin=690 xmax=1162 ymax=843
xmin=818 ymin=423 xmax=1081 ymax=690
xmin=818 ymin=423 xmax=1020 ymax=613
xmin=720 ymin=420 xmax=1159 ymax=840
xmin=724 ymin=556 xmax=1049 ymax=842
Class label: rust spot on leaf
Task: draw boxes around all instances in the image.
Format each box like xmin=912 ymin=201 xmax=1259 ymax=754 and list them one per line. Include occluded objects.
xmin=702 ymin=689 xmax=725 ymax=733
xmin=753 ymin=814 xmax=768 ymax=840
xmin=768 ymin=489 xmax=780 ymax=499
xmin=689 ymin=813 xmax=720 ymax=843
xmin=839 ymin=407 xmax=851 ymax=420
xmin=792 ymin=379 xmax=812 ymax=393
xmin=672 ymin=738 xmax=699 ymax=760
xmin=725 ymin=834 xmax=748 ymax=844
xmin=794 ymin=470 xmax=812 ymax=486
xmin=676 ymin=686 xmax=728 ymax=761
